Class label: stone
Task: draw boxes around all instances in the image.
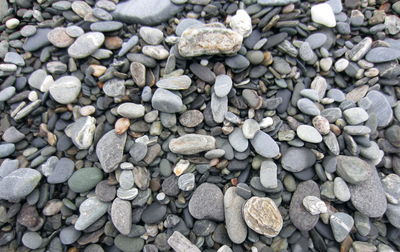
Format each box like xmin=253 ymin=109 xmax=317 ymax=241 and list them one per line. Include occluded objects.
xmin=139 ymin=27 xmax=164 ymax=45
xmin=2 ymin=126 xmax=24 ymax=143
xmin=103 ymin=79 xmax=125 ymax=97
xmin=65 ymin=116 xmax=96 ymax=149
xmin=296 ymin=125 xmax=322 ymax=143
xmin=169 ymin=134 xmax=215 ymax=155
xmin=91 ymin=21 xmax=123 ymax=32
xmin=336 ymin=156 xmax=371 ymax=184
xmin=96 ymin=131 xmax=127 ymax=173
xmin=0 ymin=86 xmax=16 ymax=102
xmin=365 ymin=47 xmax=400 ymax=63
xmin=188 ymin=183 xmax=224 ymax=221
xmin=224 ymin=187 xmax=247 ymax=244
xmin=214 ymin=75 xmax=232 ymax=97
xmin=0 ymin=168 xmax=42 ymax=201
xmin=311 ymin=3 xmax=336 ymax=28
xmin=112 ymin=0 xmax=183 ymax=25
xmin=176 ymin=19 xmax=203 ymax=36
xmin=349 ymin=168 xmax=387 ymax=218
xmin=297 ymin=98 xmax=320 ymax=116
xmin=0 ymin=159 xmax=18 ymax=178
xmin=242 ymin=119 xmax=260 ymax=139
xmin=49 ymin=76 xmax=81 ymax=104
xmin=272 ymin=57 xmax=291 ymax=75
xmin=152 ymin=88 xmax=184 ymax=113
xmin=333 ymin=177 xmax=351 ymax=202
xmin=23 ymin=28 xmax=52 ymax=52
xmin=130 ymin=62 xmax=146 ymax=87
xmin=190 ymin=63 xmax=216 ymax=83
xmin=211 ymin=92 xmax=228 ymax=123
xmin=228 ymin=128 xmax=248 ymax=152
xmin=178 ymin=24 xmax=243 ymax=57
xmin=282 ymin=147 xmax=316 ymax=173
xmin=142 ymin=202 xmax=167 ymax=224
xmin=117 ymin=103 xmax=145 ymax=119
xmin=75 ymin=197 xmax=109 ymax=231
xmin=243 ymin=197 xmax=283 ymax=238
xmin=156 ymin=75 xmax=191 ymax=90
xmin=343 ymin=107 xmax=369 ymax=125
xmin=330 ymin=212 xmax=354 ymax=242
xmin=47 ymin=158 xmax=74 ymax=184
xmin=366 ymin=90 xmax=393 ymax=128
xmin=47 ymin=27 xmax=75 ymax=48
xmin=289 ymin=180 xmax=320 ymax=231
xmin=28 ymin=69 xmax=47 ymax=90
xmin=302 ymin=196 xmax=327 ymax=215
xmin=95 ymin=181 xmax=116 ymax=202
xmin=22 ymin=232 xmax=42 ymax=249
xmin=0 ymin=143 xmax=13 ymax=158
xmin=177 ymin=173 xmax=195 ymax=191
xmin=305 ymin=33 xmax=327 ymax=49
xmin=260 ymin=160 xmax=278 ymax=189
xmin=68 ymin=32 xmax=105 ymax=59
xmin=142 ymin=45 xmax=169 ymax=60
xmin=59 ymin=226 xmax=81 ymax=245
xmin=111 ymin=198 xmax=132 ymax=235
xmin=382 ymin=174 xmax=400 ymax=204
xmin=347 ymin=37 xmax=372 ymax=61
xmin=167 ymin=231 xmax=201 ymax=252
xmin=114 ymin=235 xmax=144 ymax=252
xmin=179 ymin=110 xmax=204 ymax=127
xmin=385 ymin=125 xmax=400 ymax=148
xmin=68 ymin=167 xmax=102 ymax=193
xmin=4 ymin=52 xmax=24 ymax=66
xmin=257 ymin=0 xmax=299 ymax=6
xmin=250 ymin=130 xmax=280 ymax=158
xmin=229 ymin=10 xmax=252 ymax=38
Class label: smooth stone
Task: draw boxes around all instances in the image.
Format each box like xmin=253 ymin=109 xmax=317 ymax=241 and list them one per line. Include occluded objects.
xmin=242 ymin=119 xmax=260 ymax=139
xmin=117 ymin=103 xmax=145 ymax=119
xmin=90 ymin=21 xmax=123 ymax=32
xmin=176 ymin=18 xmax=204 ymax=36
xmin=68 ymin=167 xmax=102 ymax=193
xmin=211 ymin=92 xmax=228 ymax=123
xmin=167 ymin=231 xmax=201 ymax=252
xmin=156 ymin=75 xmax=191 ymax=90
xmin=142 ymin=45 xmax=169 ymax=60
xmin=250 ymin=130 xmax=280 ymax=158
xmin=228 ymin=128 xmax=248 ymax=152
xmin=299 ymin=42 xmax=317 ymax=64
xmin=214 ymin=75 xmax=232 ymax=97
xmin=0 ymin=168 xmax=42 ymax=201
xmin=296 ymin=125 xmax=322 ymax=143
xmin=47 ymin=158 xmax=74 ymax=184
xmin=224 ymin=187 xmax=247 ymax=244
xmin=95 ymin=180 xmax=116 ymax=202
xmin=177 ymin=173 xmax=195 ymax=191
xmin=129 ymin=142 xmax=148 ymax=162
xmin=366 ymin=90 xmax=393 ymax=128
xmin=386 ymin=204 xmax=400 ymax=228
xmin=49 ymin=76 xmax=81 ymax=104
xmin=119 ymin=170 xmax=134 ymax=189
xmin=178 ymin=24 xmax=243 ymax=57
xmin=139 ymin=26 xmax=163 ymax=45
xmin=2 ymin=126 xmax=24 ymax=143
xmin=117 ymin=187 xmax=139 ymax=200
xmin=289 ymin=180 xmax=320 ymax=231
xmin=59 ymin=226 xmax=81 ymax=245
xmin=302 ymin=196 xmax=327 ymax=215
xmin=130 ymin=62 xmax=146 ymax=87
xmin=260 ymin=160 xmax=277 ymax=189
xmin=4 ymin=52 xmax=24 ymax=66
xmin=281 ymin=147 xmax=316 ymax=172
xmin=68 ymin=32 xmax=105 ymax=59
xmin=190 ymin=63 xmax=216 ymax=83
xmin=305 ymin=33 xmax=327 ymax=49
xmin=297 ymin=98 xmax=320 ymax=116
xmin=188 ymin=183 xmax=224 ymax=221
xmin=311 ymin=3 xmax=336 ymax=28
xmin=272 ymin=57 xmax=291 ymax=75
xmin=385 ymin=125 xmax=400 ymax=148
xmin=343 ymin=107 xmax=369 ymax=125
xmin=111 ymin=198 xmax=132 ymax=235
xmin=23 ymin=28 xmax=51 ymax=52
xmin=349 ymin=168 xmax=387 ymax=218
xmin=65 ymin=116 xmax=96 ymax=150
xmin=0 ymin=86 xmax=16 ymax=102
xmin=0 ymin=159 xmax=18 ymax=178
xmin=169 ymin=134 xmax=216 ymax=155
xmin=75 ymin=197 xmax=109 ymax=231
xmin=114 ymin=235 xmax=144 ymax=252
xmin=330 ymin=212 xmax=354 ymax=242
xmin=225 ymin=54 xmax=250 ymax=69
xmin=257 ymin=0 xmax=299 ymax=6
xmin=336 ymin=156 xmax=371 ymax=184
xmin=382 ymin=174 xmax=400 ymax=204
xmin=103 ymin=79 xmax=125 ymax=97
xmin=47 ymin=27 xmax=75 ymax=48
xmin=179 ymin=110 xmax=204 ymax=128
xmin=28 ymin=69 xmax=47 ymax=90
xmin=22 ymin=232 xmax=42 ymax=249
xmin=152 ymin=88 xmax=184 ymax=113
xmin=333 ymin=177 xmax=351 ymax=202
xmin=365 ymin=47 xmax=400 ymax=63
xmin=142 ymin=202 xmax=167 ymax=224
xmin=243 ymin=196 xmax=283 ymax=238
xmin=0 ymin=143 xmax=15 ymax=158
xmin=112 ymin=0 xmax=183 ymax=25
xmin=96 ymin=131 xmax=127 ymax=173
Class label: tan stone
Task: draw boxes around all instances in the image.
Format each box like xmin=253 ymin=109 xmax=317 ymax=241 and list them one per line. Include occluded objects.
xmin=243 ymin=196 xmax=283 ymax=238
xmin=115 ymin=118 xmax=130 ymax=135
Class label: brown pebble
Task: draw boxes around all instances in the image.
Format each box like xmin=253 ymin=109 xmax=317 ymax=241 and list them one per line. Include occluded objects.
xmin=330 ymin=124 xmax=341 ymax=136
xmin=17 ymin=204 xmax=40 ymax=228
xmin=262 ymin=51 xmax=273 ymax=66
xmin=105 ymin=36 xmax=123 ymax=50
xmin=340 ymin=235 xmax=352 ymax=252
xmin=115 ymin=118 xmax=130 ymax=134
xmin=312 ymin=115 xmax=330 ymax=135
xmin=90 ymin=65 xmax=107 ymax=77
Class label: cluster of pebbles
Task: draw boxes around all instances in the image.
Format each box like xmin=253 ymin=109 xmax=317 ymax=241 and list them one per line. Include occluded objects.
xmin=0 ymin=0 xmax=400 ymax=251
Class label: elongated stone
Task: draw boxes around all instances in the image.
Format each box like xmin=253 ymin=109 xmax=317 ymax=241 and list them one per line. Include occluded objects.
xmin=111 ymin=198 xmax=132 ymax=235
xmin=156 ymin=75 xmax=192 ymax=90
xmin=224 ymin=187 xmax=247 ymax=244
xmin=169 ymin=134 xmax=216 ymax=155
xmin=96 ymin=131 xmax=127 ymax=173
xmin=75 ymin=197 xmax=108 ymax=231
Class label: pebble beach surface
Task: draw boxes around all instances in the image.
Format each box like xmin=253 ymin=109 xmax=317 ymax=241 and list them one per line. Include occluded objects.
xmin=0 ymin=0 xmax=400 ymax=251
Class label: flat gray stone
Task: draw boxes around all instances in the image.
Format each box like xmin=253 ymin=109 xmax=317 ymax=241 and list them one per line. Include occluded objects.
xmin=258 ymin=0 xmax=299 ymax=6
xmin=96 ymin=130 xmax=127 ymax=173
xmin=59 ymin=226 xmax=81 ymax=245
xmin=152 ymin=88 xmax=184 ymax=113
xmin=365 ymin=47 xmax=400 ymax=63
xmin=330 ymin=212 xmax=354 ymax=242
xmin=49 ymin=76 xmax=81 ymax=104
xmin=156 ymin=75 xmax=191 ymax=90
xmin=188 ymin=183 xmax=224 ymax=221
xmin=250 ymin=130 xmax=280 ymax=158
xmin=260 ymin=160 xmax=277 ymax=189
xmin=23 ymin=28 xmax=51 ymax=52
xmin=296 ymin=125 xmax=322 ymax=143
xmin=366 ymin=90 xmax=393 ymax=128
xmin=47 ymin=158 xmax=74 ymax=184
xmin=224 ymin=187 xmax=247 ymax=244
xmin=111 ymin=198 xmax=132 ymax=235
xmin=228 ymin=128 xmax=248 ymax=152
xmin=68 ymin=32 xmax=105 ymax=59
xmin=75 ymin=197 xmax=108 ymax=231
xmin=336 ymin=155 xmax=372 ymax=184
xmin=211 ymin=92 xmax=228 ymax=123
xmin=0 ymin=168 xmax=42 ymax=201
xmin=281 ymin=147 xmax=316 ymax=173
xmin=214 ymin=75 xmax=232 ymax=98
xmin=117 ymin=103 xmax=145 ymax=119
xmin=169 ymin=134 xmax=216 ymax=155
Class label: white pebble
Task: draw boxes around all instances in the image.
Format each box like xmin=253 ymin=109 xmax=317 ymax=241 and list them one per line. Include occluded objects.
xmin=6 ymin=18 xmax=20 ymax=29
xmin=259 ymin=117 xmax=273 ymax=128
xmin=311 ymin=3 xmax=336 ymax=28
xmin=28 ymin=91 xmax=38 ymax=102
xmin=229 ymin=9 xmax=252 ymax=38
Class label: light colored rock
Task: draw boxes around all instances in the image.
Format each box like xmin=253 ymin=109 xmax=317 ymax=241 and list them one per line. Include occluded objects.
xmin=65 ymin=116 xmax=96 ymax=150
xmin=302 ymin=196 xmax=327 ymax=215
xmin=169 ymin=134 xmax=216 ymax=155
xmin=229 ymin=10 xmax=252 ymax=38
xmin=311 ymin=3 xmax=336 ymax=28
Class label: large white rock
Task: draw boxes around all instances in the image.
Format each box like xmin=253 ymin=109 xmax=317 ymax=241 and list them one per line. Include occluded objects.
xmin=311 ymin=3 xmax=336 ymax=28
xmin=229 ymin=10 xmax=252 ymax=38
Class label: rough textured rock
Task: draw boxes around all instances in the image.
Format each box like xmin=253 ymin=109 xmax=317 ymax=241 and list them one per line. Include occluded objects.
xmin=96 ymin=130 xmax=127 ymax=173
xmin=169 ymin=134 xmax=216 ymax=155
xmin=188 ymin=183 xmax=224 ymax=221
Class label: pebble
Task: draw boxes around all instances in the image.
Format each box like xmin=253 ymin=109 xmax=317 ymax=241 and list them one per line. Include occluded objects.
xmin=49 ymin=76 xmax=81 ymax=104
xmin=75 ymin=196 xmax=109 ymax=231
xmin=47 ymin=27 xmax=75 ymax=48
xmin=365 ymin=47 xmax=400 ymax=63
xmin=23 ymin=28 xmax=51 ymax=52
xmin=381 ymin=174 xmax=400 ymax=204
xmin=297 ymin=98 xmax=320 ymax=116
xmin=343 ymin=107 xmax=369 ymax=125
xmin=111 ymin=198 xmax=132 ymax=235
xmin=139 ymin=26 xmax=164 ymax=45
xmin=336 ymin=155 xmax=371 ymax=184
xmin=114 ymin=235 xmax=144 ymax=252
xmin=311 ymin=3 xmax=336 ymax=28
xmin=142 ymin=45 xmax=169 ymax=60
xmin=59 ymin=226 xmax=81 ymax=245
xmin=156 ymin=75 xmax=192 ymax=90
xmin=282 ymin=147 xmax=316 ymax=173
xmin=229 ymin=9 xmax=252 ymax=37
xmin=177 ymin=173 xmax=195 ymax=191
xmin=65 ymin=116 xmax=96 ymax=149
xmin=330 ymin=212 xmax=354 ymax=243
xmin=188 ymin=183 xmax=224 ymax=221
xmin=169 ymin=134 xmax=215 ymax=155
xmin=260 ymin=160 xmax=278 ymax=189
xmin=103 ymin=79 xmax=125 ymax=97
xmin=47 ymin=158 xmax=74 ymax=184
xmin=167 ymin=231 xmax=201 ymax=252
xmin=68 ymin=167 xmax=102 ymax=193
xmin=366 ymin=90 xmax=393 ymax=127
xmin=250 ymin=130 xmax=280 ymax=158
xmin=257 ymin=0 xmax=299 ymax=5
xmin=152 ymin=88 xmax=184 ymax=113
xmin=68 ymin=32 xmax=105 ymax=59
xmin=289 ymin=180 xmax=320 ymax=231
xmin=242 ymin=119 xmax=260 ymax=139
xmin=0 ymin=168 xmax=42 ymax=201
xmin=95 ymin=181 xmax=116 ymax=202
xmin=302 ymin=196 xmax=327 ymax=215
xmin=2 ymin=126 xmax=24 ymax=143
xmin=117 ymin=103 xmax=145 ymax=119
xmin=22 ymin=232 xmax=42 ymax=249
xmin=305 ymin=33 xmax=327 ymax=49
xmin=243 ymin=197 xmax=283 ymax=238
xmin=96 ymin=130 xmax=127 ymax=173
xmin=211 ymin=92 xmax=228 ymax=123
xmin=0 ymin=86 xmax=16 ymax=102
xmin=296 ymin=125 xmax=322 ymax=143
xmin=228 ymin=127 xmax=248 ymax=152
xmin=4 ymin=52 xmax=24 ymax=66
xmin=179 ymin=110 xmax=204 ymax=127
xmin=91 ymin=21 xmax=123 ymax=32
xmin=6 ymin=18 xmax=19 ymax=29
xmin=333 ymin=177 xmax=351 ymax=202
xmin=214 ymin=74 xmax=232 ymax=97
xmin=178 ymin=24 xmax=243 ymax=57
xmin=224 ymin=187 xmax=247 ymax=244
